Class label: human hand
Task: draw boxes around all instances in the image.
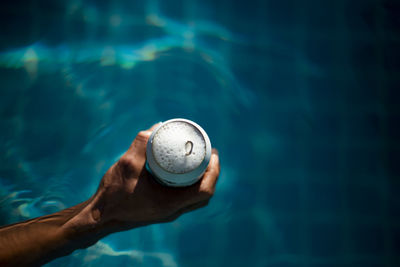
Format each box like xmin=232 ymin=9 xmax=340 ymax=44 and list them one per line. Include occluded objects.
xmin=0 ymin=123 xmax=219 ymax=266
xmin=88 ymin=123 xmax=220 ymax=230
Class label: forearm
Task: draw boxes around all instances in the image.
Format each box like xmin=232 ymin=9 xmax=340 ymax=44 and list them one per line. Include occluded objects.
xmin=0 ymin=199 xmax=99 ymax=266
xmin=0 ymin=125 xmax=220 ymax=266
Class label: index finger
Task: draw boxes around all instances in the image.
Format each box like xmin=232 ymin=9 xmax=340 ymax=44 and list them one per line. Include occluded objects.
xmin=199 ymin=148 xmax=220 ymax=194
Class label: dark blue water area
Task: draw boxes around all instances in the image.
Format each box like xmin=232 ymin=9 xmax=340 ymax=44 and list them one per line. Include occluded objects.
xmin=0 ymin=0 xmax=400 ymax=266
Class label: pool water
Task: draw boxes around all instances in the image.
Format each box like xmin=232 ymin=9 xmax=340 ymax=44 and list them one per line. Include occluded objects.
xmin=0 ymin=0 xmax=399 ymax=266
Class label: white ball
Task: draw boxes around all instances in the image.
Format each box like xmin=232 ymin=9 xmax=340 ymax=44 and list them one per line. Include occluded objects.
xmin=146 ymin=119 xmax=212 ymax=187
xmin=152 ymin=121 xmax=206 ymax=174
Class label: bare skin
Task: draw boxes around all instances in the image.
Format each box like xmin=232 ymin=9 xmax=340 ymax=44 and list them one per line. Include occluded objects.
xmin=0 ymin=124 xmax=220 ymax=266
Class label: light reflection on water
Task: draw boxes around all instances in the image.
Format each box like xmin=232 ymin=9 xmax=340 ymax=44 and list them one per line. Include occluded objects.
xmin=1 ymin=0 xmax=396 ymax=266
xmin=0 ymin=1 xmax=256 ymax=266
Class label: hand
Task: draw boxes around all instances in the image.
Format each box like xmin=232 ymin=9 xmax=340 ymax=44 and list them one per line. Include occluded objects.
xmin=0 ymin=123 xmax=220 ymax=266
xmin=88 ymin=123 xmax=220 ymax=230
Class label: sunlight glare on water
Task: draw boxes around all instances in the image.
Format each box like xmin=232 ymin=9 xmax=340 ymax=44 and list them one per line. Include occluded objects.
xmin=0 ymin=1 xmax=249 ymax=266
xmin=1 ymin=0 xmax=399 ymax=266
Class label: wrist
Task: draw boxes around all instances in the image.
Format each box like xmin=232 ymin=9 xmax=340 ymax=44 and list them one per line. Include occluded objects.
xmin=86 ymin=187 xmax=153 ymax=233
xmin=61 ymin=196 xmax=107 ymax=245
xmin=63 ymin=191 xmax=135 ymax=240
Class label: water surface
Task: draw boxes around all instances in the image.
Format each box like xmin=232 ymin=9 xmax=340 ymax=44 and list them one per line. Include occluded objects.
xmin=0 ymin=0 xmax=399 ymax=266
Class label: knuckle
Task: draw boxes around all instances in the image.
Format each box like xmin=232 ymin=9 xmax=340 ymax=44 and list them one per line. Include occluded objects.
xmin=119 ymin=155 xmax=134 ymax=167
xmin=206 ymin=163 xmax=220 ymax=178
xmin=117 ymin=155 xmax=135 ymax=176
xmin=212 ymin=161 xmax=221 ymax=176
xmin=207 ymin=188 xmax=215 ymax=198
xmin=136 ymin=130 xmax=151 ymax=142
xmin=200 ymin=187 xmax=214 ymax=199
xmin=213 ymin=167 xmax=220 ymax=178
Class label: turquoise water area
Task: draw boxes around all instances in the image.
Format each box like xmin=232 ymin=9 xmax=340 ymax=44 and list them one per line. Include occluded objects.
xmin=0 ymin=0 xmax=399 ymax=266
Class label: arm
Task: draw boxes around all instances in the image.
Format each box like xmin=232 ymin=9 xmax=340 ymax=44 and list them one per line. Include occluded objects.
xmin=0 ymin=124 xmax=220 ymax=266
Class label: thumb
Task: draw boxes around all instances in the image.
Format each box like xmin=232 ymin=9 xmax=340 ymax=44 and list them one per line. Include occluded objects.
xmin=126 ymin=122 xmax=161 ymax=158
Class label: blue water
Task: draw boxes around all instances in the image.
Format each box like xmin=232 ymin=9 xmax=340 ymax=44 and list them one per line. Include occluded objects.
xmin=1 ymin=0 xmax=399 ymax=266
